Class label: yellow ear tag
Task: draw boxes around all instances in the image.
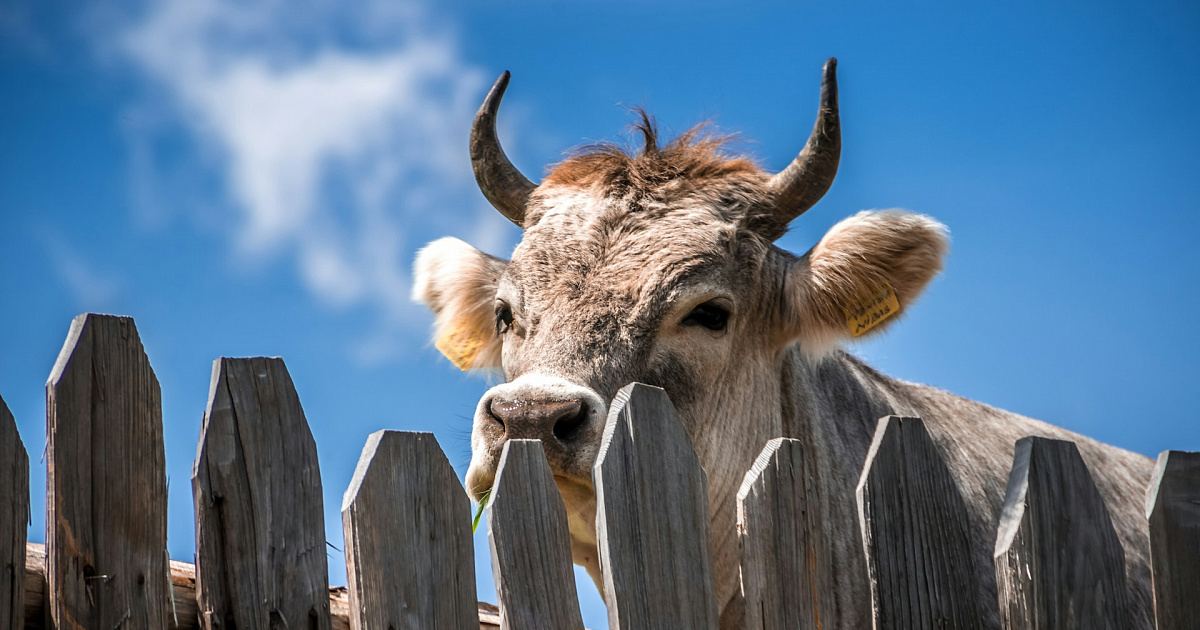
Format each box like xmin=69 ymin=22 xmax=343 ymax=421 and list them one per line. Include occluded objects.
xmin=435 ymin=320 xmax=488 ymax=370
xmin=844 ymin=283 xmax=901 ymax=337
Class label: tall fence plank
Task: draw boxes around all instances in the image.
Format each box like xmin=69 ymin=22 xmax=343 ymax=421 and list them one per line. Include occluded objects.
xmin=1145 ymin=450 xmax=1200 ymax=630
xmin=46 ymin=313 xmax=169 ymax=630
xmin=737 ymin=438 xmax=830 ymax=630
xmin=1 ymin=395 xmax=29 ymax=630
xmin=341 ymin=430 xmax=478 ymax=630
xmin=487 ymin=439 xmax=584 ymax=630
xmin=993 ymin=436 xmax=1131 ymax=629
xmin=595 ymin=383 xmax=717 ymax=630
xmin=193 ymin=357 xmax=331 ymax=630
xmin=855 ymin=416 xmax=984 ymax=629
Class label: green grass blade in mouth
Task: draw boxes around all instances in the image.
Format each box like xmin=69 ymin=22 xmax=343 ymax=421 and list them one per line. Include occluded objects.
xmin=472 ymin=487 xmax=492 ymax=534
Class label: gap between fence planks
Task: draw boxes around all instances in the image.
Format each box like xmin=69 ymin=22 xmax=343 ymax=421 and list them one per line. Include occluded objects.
xmin=855 ymin=416 xmax=985 ymax=629
xmin=46 ymin=313 xmax=169 ymax=630
xmin=994 ymin=436 xmax=1133 ymax=629
xmin=1145 ymin=450 xmax=1200 ymax=630
xmin=488 ymin=439 xmax=584 ymax=630
xmin=342 ymin=430 xmax=479 ymax=630
xmin=594 ymin=383 xmax=718 ymax=630
xmin=1 ymin=395 xmax=28 ymax=630
xmin=20 ymin=543 xmax=503 ymax=629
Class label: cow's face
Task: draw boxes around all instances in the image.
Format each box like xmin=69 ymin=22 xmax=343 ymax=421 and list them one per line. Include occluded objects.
xmin=412 ymin=63 xmax=948 ymax=585
xmin=415 ymin=156 xmax=777 ymax=533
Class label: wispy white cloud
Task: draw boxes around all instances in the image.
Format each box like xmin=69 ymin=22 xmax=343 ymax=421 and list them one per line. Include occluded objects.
xmin=114 ymin=0 xmax=516 ymax=363
xmin=41 ymin=230 xmax=124 ymax=309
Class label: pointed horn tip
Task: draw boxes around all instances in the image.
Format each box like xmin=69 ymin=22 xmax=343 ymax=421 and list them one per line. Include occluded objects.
xmin=823 ymin=58 xmax=838 ymax=85
xmin=482 ymin=71 xmax=512 ymax=109
xmin=821 ymin=58 xmax=839 ymax=109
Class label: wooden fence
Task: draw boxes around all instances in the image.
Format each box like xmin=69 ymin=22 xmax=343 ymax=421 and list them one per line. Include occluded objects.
xmin=2 ymin=313 xmax=1198 ymax=629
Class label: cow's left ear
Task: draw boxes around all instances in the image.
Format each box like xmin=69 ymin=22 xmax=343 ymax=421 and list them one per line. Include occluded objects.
xmin=412 ymin=237 xmax=508 ymax=370
xmin=785 ymin=210 xmax=949 ymax=353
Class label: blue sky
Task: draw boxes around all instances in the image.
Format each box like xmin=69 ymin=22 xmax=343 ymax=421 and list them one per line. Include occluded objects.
xmin=2 ymin=0 xmax=1198 ymax=626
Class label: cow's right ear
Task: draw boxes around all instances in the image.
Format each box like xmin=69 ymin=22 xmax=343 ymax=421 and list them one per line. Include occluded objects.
xmin=783 ymin=210 xmax=948 ymax=355
xmin=412 ymin=237 xmax=508 ymax=370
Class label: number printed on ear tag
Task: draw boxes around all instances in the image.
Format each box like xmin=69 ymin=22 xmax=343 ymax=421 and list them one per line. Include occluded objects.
xmin=436 ymin=319 xmax=487 ymax=370
xmin=844 ymin=283 xmax=900 ymax=337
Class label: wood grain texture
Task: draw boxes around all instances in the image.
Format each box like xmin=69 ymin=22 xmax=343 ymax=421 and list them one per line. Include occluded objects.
xmin=23 ymin=543 xmax=503 ymax=629
xmin=855 ymin=416 xmax=984 ymax=630
xmin=994 ymin=436 xmax=1132 ymax=629
xmin=192 ymin=357 xmax=331 ymax=630
xmin=26 ymin=541 xmax=208 ymax=629
xmin=1 ymin=396 xmax=29 ymax=630
xmin=737 ymin=438 xmax=830 ymax=630
xmin=1145 ymin=450 xmax=1200 ymax=630
xmin=487 ymin=439 xmax=584 ymax=630
xmin=46 ymin=313 xmax=169 ymax=630
xmin=23 ymin=542 xmax=47 ymax=627
xmin=341 ymin=430 xmax=478 ymax=630
xmin=594 ymin=383 xmax=718 ymax=630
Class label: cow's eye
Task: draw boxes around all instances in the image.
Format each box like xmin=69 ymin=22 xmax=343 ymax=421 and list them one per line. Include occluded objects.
xmin=681 ymin=301 xmax=729 ymax=332
xmin=495 ymin=301 xmax=515 ymax=335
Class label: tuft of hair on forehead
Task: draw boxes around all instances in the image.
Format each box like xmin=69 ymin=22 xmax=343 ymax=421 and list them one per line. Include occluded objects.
xmin=544 ymin=110 xmax=767 ymax=193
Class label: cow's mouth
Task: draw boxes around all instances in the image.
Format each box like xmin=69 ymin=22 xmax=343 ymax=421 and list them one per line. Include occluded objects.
xmin=465 ymin=463 xmax=495 ymax=505
xmin=466 ymin=454 xmax=595 ymax=498
xmin=467 ymin=457 xmax=603 ymax=585
xmin=554 ymin=473 xmax=598 ymax=538
xmin=466 ymin=461 xmax=596 ymax=529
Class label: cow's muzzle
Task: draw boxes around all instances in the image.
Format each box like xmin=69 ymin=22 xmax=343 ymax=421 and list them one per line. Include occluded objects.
xmin=466 ymin=374 xmax=607 ymax=501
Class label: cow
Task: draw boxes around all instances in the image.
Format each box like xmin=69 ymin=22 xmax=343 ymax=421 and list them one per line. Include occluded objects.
xmin=412 ymin=60 xmax=1155 ymax=629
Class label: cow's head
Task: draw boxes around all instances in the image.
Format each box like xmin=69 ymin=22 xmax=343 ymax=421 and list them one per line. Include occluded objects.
xmin=413 ymin=60 xmax=948 ymax=589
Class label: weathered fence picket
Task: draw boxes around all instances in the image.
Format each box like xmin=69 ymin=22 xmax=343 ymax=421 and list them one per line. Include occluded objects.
xmin=46 ymin=313 xmax=169 ymax=630
xmin=993 ymin=436 xmax=1132 ymax=629
xmin=341 ymin=430 xmax=478 ymax=630
xmin=856 ymin=416 xmax=984 ymax=629
xmin=488 ymin=439 xmax=584 ymax=630
xmin=594 ymin=383 xmax=718 ymax=630
xmin=737 ymin=438 xmax=829 ymax=630
xmin=193 ymin=357 xmax=332 ymax=629
xmin=1145 ymin=450 xmax=1200 ymax=630
xmin=1 ymin=395 xmax=28 ymax=630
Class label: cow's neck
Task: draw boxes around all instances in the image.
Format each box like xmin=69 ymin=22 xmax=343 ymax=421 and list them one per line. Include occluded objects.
xmin=710 ymin=348 xmax=912 ymax=628
xmin=766 ymin=347 xmax=913 ymax=627
xmin=581 ymin=348 xmax=907 ymax=629
xmin=782 ymin=347 xmax=905 ymax=461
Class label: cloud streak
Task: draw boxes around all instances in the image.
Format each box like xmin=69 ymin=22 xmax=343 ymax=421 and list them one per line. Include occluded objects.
xmin=41 ymin=229 xmax=124 ymax=310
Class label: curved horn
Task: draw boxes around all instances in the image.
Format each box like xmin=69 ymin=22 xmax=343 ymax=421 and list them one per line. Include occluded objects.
xmin=471 ymin=71 xmax=537 ymax=227
xmin=768 ymin=58 xmax=841 ymax=226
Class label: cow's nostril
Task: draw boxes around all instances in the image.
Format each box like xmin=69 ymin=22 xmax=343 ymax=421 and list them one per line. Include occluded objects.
xmin=553 ymin=404 xmax=589 ymax=442
xmin=487 ymin=398 xmax=508 ymax=433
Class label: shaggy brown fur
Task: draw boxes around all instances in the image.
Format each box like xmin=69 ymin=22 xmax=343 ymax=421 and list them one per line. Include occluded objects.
xmin=539 ymin=115 xmax=791 ymax=236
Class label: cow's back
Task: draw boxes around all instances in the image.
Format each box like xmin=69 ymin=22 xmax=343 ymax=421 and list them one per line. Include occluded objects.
xmin=900 ymin=380 xmax=1155 ymax=628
